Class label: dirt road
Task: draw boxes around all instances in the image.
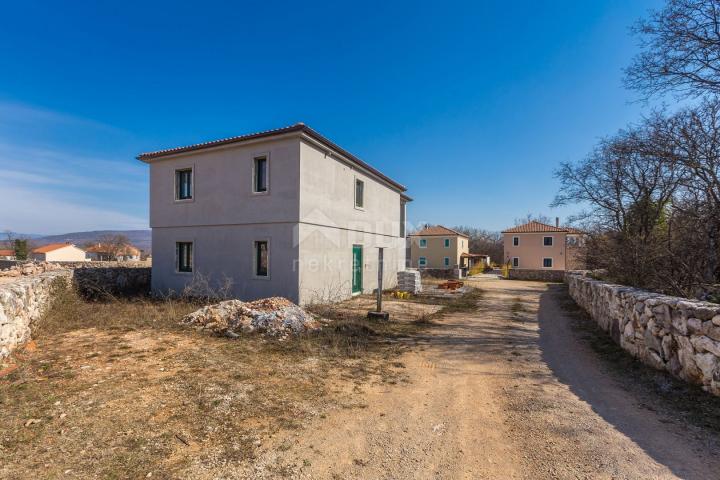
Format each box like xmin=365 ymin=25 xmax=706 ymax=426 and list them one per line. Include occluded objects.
xmin=273 ymin=278 xmax=720 ymax=479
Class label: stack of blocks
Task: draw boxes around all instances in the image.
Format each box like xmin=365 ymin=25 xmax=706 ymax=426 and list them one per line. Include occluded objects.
xmin=397 ymin=270 xmax=422 ymax=294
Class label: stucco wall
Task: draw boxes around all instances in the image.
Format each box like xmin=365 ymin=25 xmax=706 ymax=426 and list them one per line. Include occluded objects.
xmin=297 ymin=223 xmax=402 ymax=304
xmin=298 ymin=140 xmax=403 ymax=237
xmin=295 ymin=140 xmax=405 ymax=303
xmin=566 ymin=271 xmax=720 ymax=396
xmin=409 ymin=235 xmax=468 ymax=269
xmin=149 ymin=136 xmax=301 ymax=228
xmin=503 ymin=232 xmax=567 ymax=270
xmin=152 ymin=224 xmax=300 ymax=302
xmin=31 ymin=245 xmax=88 ymax=262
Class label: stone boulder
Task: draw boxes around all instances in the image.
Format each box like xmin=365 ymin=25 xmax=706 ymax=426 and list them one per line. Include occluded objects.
xmin=182 ymin=297 xmax=321 ymax=338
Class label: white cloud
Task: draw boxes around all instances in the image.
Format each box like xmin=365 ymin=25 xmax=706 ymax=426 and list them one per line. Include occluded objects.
xmin=0 ymin=184 xmax=147 ymax=234
xmin=0 ymin=100 xmax=126 ymax=135
xmin=0 ymin=99 xmax=148 ymax=233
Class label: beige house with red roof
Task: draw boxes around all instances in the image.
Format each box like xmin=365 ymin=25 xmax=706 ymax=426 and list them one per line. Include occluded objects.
xmin=0 ymin=249 xmax=15 ymax=260
xmin=408 ymin=225 xmax=470 ymax=270
xmin=502 ymin=220 xmax=584 ymax=271
xmin=30 ymin=243 xmax=88 ymax=262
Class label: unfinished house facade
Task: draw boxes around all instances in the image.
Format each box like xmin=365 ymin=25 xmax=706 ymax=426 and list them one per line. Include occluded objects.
xmin=138 ymin=123 xmax=411 ymax=305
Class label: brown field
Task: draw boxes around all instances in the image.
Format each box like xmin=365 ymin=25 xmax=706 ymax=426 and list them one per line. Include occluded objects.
xmin=0 ymin=286 xmax=479 ymax=479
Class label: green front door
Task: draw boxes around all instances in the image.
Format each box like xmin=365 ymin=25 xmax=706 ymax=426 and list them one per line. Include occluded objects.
xmin=352 ymin=245 xmax=363 ymax=294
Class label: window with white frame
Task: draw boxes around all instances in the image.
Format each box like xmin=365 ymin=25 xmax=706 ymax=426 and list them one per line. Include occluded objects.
xmin=254 ymin=240 xmax=269 ymax=277
xmin=512 ymin=257 xmax=519 ymax=268
xmin=444 ymin=257 xmax=450 ymax=266
xmin=175 ymin=168 xmax=193 ymax=200
xmin=543 ymin=236 xmax=553 ymax=246
xmin=354 ymin=178 xmax=364 ymax=208
xmin=513 ymin=236 xmax=519 ymax=246
xmin=176 ymin=242 xmax=193 ymax=272
xmin=419 ymin=256 xmax=427 ymax=267
xmin=419 ymin=238 xmax=427 ymax=248
xmin=543 ymin=257 xmax=553 ymax=268
xmin=444 ymin=238 xmax=450 ymax=248
xmin=253 ymin=156 xmax=268 ymax=193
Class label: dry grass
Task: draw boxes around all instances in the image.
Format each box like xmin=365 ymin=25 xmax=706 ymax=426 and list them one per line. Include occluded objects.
xmin=0 ymin=283 xmax=481 ymax=479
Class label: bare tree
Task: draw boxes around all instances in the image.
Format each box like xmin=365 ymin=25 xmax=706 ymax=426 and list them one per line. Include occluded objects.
xmin=97 ymin=234 xmax=132 ymax=260
xmin=626 ymin=0 xmax=720 ymax=99
xmin=553 ymin=114 xmax=692 ymax=294
xmin=553 ymin=103 xmax=720 ymax=298
xmin=513 ymin=213 xmax=554 ymax=226
xmin=453 ymin=226 xmax=504 ymax=263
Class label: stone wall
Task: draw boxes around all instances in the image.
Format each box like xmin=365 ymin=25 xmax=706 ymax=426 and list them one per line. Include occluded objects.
xmin=0 ymin=260 xmax=17 ymax=270
xmin=419 ymin=268 xmax=461 ymax=279
xmin=0 ymin=270 xmax=72 ymax=358
xmin=566 ymin=271 xmax=720 ymax=396
xmin=73 ymin=266 xmax=151 ymax=298
xmin=508 ymin=269 xmax=565 ymax=282
xmin=0 ymin=263 xmax=152 ymax=358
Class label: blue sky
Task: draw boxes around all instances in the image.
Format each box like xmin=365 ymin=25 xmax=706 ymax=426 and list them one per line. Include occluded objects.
xmin=0 ymin=0 xmax=663 ymax=234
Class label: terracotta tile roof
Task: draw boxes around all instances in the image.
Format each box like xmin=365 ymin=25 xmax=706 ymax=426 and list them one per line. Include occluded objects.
xmin=86 ymin=244 xmax=140 ymax=256
xmin=502 ymin=221 xmax=584 ymax=234
xmin=136 ymin=123 xmax=407 ymax=192
xmin=408 ymin=225 xmax=469 ymax=238
xmin=0 ymin=249 xmax=15 ymax=256
xmin=84 ymin=244 xmax=106 ymax=253
xmin=32 ymin=243 xmax=80 ymax=254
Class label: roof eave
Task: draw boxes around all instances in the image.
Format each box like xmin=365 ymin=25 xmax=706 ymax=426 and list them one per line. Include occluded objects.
xmin=136 ymin=123 xmax=407 ymax=193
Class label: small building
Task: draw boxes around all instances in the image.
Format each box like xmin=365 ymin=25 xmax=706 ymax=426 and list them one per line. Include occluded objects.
xmin=137 ymin=123 xmax=410 ymax=304
xmin=408 ymin=225 xmax=469 ymax=270
xmin=0 ymin=249 xmax=16 ymax=260
xmin=31 ymin=243 xmax=88 ymax=262
xmin=502 ymin=220 xmax=584 ymax=277
xmin=460 ymin=253 xmax=491 ymax=270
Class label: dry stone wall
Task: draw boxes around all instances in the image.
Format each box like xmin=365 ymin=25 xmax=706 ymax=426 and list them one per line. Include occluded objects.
xmin=0 ymin=263 xmax=151 ymax=358
xmin=566 ymin=271 xmax=720 ymax=396
xmin=72 ymin=265 xmax=150 ymax=299
xmin=508 ymin=269 xmax=565 ymax=282
xmin=0 ymin=270 xmax=72 ymax=358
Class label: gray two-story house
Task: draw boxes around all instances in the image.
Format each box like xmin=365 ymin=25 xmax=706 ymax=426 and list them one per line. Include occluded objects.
xmin=137 ymin=123 xmax=411 ymax=304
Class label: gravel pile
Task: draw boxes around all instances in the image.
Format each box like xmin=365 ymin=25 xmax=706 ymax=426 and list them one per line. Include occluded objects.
xmin=182 ymin=297 xmax=321 ymax=338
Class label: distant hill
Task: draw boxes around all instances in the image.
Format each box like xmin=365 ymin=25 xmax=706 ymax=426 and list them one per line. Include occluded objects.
xmin=32 ymin=230 xmax=152 ymax=253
